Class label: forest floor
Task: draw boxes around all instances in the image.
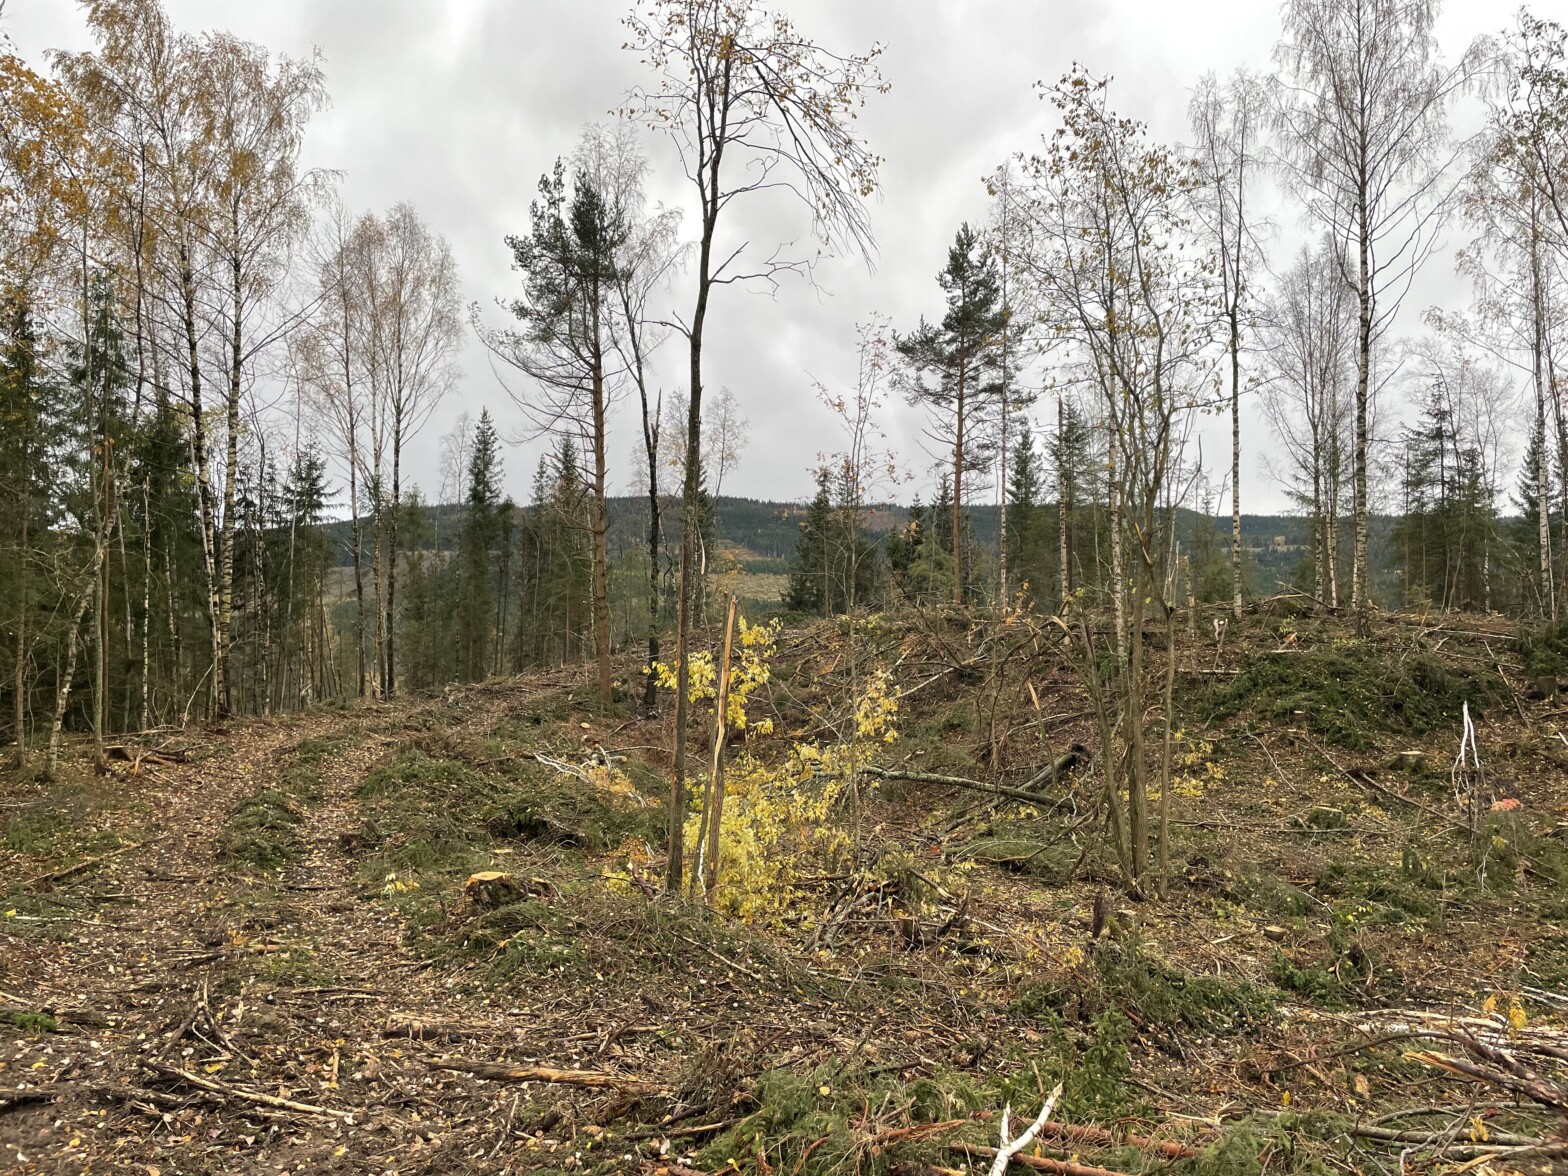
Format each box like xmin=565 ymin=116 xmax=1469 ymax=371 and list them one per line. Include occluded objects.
xmin=5 ymin=607 xmax=1568 ymax=1175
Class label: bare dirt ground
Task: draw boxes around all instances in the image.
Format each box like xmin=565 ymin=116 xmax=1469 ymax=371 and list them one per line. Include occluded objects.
xmin=5 ymin=614 xmax=1568 ymax=1175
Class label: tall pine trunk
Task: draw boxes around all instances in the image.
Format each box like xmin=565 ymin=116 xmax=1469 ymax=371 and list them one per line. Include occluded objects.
xmin=952 ymin=365 xmax=966 ymax=607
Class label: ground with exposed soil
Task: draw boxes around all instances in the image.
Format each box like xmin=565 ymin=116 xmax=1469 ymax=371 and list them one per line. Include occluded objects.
xmin=5 ymin=610 xmax=1568 ymax=1175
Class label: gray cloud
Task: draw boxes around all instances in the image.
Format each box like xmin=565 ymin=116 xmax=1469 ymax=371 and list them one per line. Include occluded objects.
xmin=6 ymin=0 xmax=1508 ymax=513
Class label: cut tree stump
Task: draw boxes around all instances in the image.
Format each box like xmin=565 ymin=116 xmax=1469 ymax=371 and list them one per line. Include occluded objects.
xmin=464 ymin=871 xmax=527 ymax=907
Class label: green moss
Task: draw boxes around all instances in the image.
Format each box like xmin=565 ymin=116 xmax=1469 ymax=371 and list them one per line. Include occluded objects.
xmin=5 ymin=810 xmax=69 ymax=854
xmin=1198 ymin=645 xmax=1506 ymax=749
xmin=1517 ymin=620 xmax=1568 ymax=677
xmin=1173 ymin=1112 xmax=1339 ymax=1175
xmin=216 ymin=789 xmax=305 ymax=870
xmin=1094 ymin=935 xmax=1273 ymax=1035
xmin=0 ymin=1010 xmax=60 ymax=1034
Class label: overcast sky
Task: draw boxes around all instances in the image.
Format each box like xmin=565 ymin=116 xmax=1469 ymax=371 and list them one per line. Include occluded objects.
xmin=4 ymin=0 xmax=1511 ymax=513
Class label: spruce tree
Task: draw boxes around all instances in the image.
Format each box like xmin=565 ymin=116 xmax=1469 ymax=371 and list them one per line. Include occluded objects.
xmin=1006 ymin=422 xmax=1048 ymax=603
xmin=784 ymin=471 xmax=834 ymax=615
xmin=0 ymin=290 xmax=65 ymax=766
xmin=457 ymin=410 xmax=504 ymax=681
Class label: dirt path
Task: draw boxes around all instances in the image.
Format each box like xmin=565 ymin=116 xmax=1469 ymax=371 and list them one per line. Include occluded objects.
xmin=0 ymin=696 xmax=623 ymax=1175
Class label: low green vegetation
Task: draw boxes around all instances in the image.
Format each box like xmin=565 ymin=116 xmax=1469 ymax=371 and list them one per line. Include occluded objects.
xmin=1197 ymin=644 xmax=1507 ymax=750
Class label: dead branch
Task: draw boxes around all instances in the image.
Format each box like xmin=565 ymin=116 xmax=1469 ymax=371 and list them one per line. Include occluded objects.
xmin=383 ymin=1012 xmax=489 ymax=1042
xmin=989 ymin=1083 xmax=1062 ymax=1176
xmin=29 ymin=841 xmax=143 ymax=890
xmin=1029 ymin=1119 xmax=1198 ymax=1159
xmin=1408 ymin=1048 xmax=1568 ymax=1111
xmin=147 ymin=1063 xmax=359 ymax=1119
xmin=422 ymin=1057 xmax=655 ymax=1094
xmin=862 ymin=766 xmax=1070 ymax=806
xmin=952 ymin=1144 xmax=1136 ymax=1176
xmin=0 ymin=1087 xmax=57 ymax=1114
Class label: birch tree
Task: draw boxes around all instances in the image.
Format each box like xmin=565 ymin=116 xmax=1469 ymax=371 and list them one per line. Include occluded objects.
xmin=1021 ymin=69 xmax=1216 ymax=895
xmin=1259 ymin=242 xmax=1357 ymax=607
xmin=363 ymin=203 xmax=461 ymax=698
xmin=624 ymin=0 xmax=887 ymax=891
xmin=1189 ymin=70 xmax=1264 ymax=619
xmin=1273 ymin=0 xmax=1484 ymax=630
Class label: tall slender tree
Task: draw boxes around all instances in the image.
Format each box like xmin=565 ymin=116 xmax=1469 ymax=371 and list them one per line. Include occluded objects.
xmin=625 ymin=0 xmax=886 ymax=891
xmin=1273 ymin=0 xmax=1484 ymax=631
xmin=1190 ymin=70 xmax=1264 ymax=619
xmin=481 ymin=156 xmax=624 ymax=705
xmin=897 ymin=223 xmax=1008 ymax=606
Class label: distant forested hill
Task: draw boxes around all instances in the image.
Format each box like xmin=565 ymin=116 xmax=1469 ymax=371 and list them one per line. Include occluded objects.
xmin=319 ymin=495 xmax=1388 ymax=593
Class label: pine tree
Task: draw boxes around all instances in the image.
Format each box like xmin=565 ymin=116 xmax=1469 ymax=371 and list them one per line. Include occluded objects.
xmin=897 ymin=223 xmax=1008 ymax=605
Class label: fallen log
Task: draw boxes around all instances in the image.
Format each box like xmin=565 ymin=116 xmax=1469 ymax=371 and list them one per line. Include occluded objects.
xmin=0 ymin=1087 xmax=57 ymax=1114
xmin=383 ymin=1012 xmax=489 ymax=1042
xmin=950 ymin=1146 xmax=1136 ymax=1176
xmin=862 ymin=767 xmax=1067 ymax=806
xmin=423 ymin=1057 xmax=655 ymax=1094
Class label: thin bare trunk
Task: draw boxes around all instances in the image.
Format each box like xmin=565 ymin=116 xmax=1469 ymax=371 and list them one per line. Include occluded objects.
xmin=700 ymin=594 xmax=739 ymax=900
xmin=1532 ymin=228 xmax=1555 ymax=618
xmin=1230 ymin=308 xmax=1243 ymax=618
xmin=1352 ymin=220 xmax=1371 ymax=633
xmin=46 ymin=592 xmax=92 ymax=780
xmin=11 ymin=510 xmax=27 ymax=771
xmin=952 ymin=367 xmax=966 ymax=607
xmin=1057 ymin=395 xmax=1070 ymax=608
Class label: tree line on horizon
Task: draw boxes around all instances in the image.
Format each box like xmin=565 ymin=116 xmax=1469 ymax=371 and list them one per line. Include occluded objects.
xmin=2 ymin=0 xmax=1567 ymax=834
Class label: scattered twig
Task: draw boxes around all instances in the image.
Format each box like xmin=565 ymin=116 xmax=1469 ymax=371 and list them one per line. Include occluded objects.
xmin=147 ymin=1063 xmax=358 ymax=1120
xmin=29 ymin=842 xmax=144 ymax=891
xmin=422 ymin=1057 xmax=655 ymax=1094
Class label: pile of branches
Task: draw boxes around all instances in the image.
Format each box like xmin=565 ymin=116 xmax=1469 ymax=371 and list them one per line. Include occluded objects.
xmin=1332 ymin=1007 xmax=1568 ymax=1165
